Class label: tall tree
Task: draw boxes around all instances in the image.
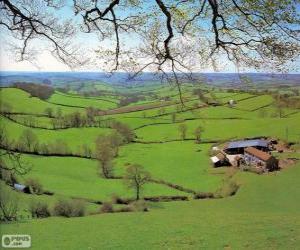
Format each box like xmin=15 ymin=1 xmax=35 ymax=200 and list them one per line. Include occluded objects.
xmin=178 ymin=123 xmax=188 ymax=140
xmin=19 ymin=129 xmax=38 ymax=152
xmin=194 ymin=125 xmax=204 ymax=144
xmin=124 ymin=164 xmax=150 ymax=201
xmin=95 ymin=135 xmax=115 ymax=178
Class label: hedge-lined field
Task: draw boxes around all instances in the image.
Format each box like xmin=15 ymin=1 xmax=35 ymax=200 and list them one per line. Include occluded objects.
xmin=1 ymin=81 xmax=300 ymax=250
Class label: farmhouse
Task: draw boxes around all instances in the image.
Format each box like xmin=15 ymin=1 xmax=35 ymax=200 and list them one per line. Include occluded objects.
xmin=244 ymin=147 xmax=278 ymax=171
xmin=224 ymin=139 xmax=269 ymax=154
xmin=211 ymin=138 xmax=279 ymax=171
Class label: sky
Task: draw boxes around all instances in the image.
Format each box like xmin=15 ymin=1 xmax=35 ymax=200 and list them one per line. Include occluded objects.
xmin=0 ymin=1 xmax=299 ymax=73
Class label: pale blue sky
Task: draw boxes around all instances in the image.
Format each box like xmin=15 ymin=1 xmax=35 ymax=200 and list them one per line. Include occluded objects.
xmin=0 ymin=1 xmax=299 ymax=73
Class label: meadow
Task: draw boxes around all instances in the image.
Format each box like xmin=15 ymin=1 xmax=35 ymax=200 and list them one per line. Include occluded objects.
xmin=0 ymin=80 xmax=300 ymax=249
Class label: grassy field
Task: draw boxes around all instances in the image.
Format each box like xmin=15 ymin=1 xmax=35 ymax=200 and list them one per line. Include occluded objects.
xmin=48 ymin=91 xmax=118 ymax=110
xmin=1 ymin=81 xmax=300 ymax=249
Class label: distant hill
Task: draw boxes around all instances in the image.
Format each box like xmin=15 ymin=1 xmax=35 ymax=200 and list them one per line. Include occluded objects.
xmin=0 ymin=71 xmax=299 ymax=87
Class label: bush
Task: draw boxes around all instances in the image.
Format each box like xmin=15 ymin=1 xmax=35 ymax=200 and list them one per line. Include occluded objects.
xmin=194 ymin=192 xmax=214 ymax=199
xmin=29 ymin=201 xmax=51 ymax=218
xmin=0 ymin=169 xmax=17 ymax=185
xmin=100 ymin=202 xmax=113 ymax=213
xmin=111 ymin=194 xmax=131 ymax=204
xmin=114 ymin=206 xmax=133 ymax=213
xmin=130 ymin=200 xmax=148 ymax=212
xmin=25 ymin=178 xmax=43 ymax=194
xmin=53 ymin=199 xmax=86 ymax=217
xmin=0 ymin=183 xmax=19 ymax=221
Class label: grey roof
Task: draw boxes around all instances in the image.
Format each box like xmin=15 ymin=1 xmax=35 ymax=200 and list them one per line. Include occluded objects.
xmin=227 ymin=139 xmax=268 ymax=149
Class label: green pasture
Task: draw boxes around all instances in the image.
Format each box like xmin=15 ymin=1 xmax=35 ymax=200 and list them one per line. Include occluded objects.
xmin=13 ymin=155 xmax=185 ymax=201
xmin=2 ymin=162 xmax=300 ymax=249
xmin=1 ymin=84 xmax=300 ymax=250
xmin=135 ymin=116 xmax=300 ymax=142
xmin=48 ymin=92 xmax=118 ymax=110
xmin=1 ymin=117 xmax=112 ymax=152
xmin=0 ymin=88 xmax=79 ymax=115
xmin=115 ymin=142 xmax=223 ymax=192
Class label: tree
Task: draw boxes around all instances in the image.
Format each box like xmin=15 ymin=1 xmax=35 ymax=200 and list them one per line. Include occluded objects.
xmin=13 ymin=83 xmax=54 ymax=100
xmin=44 ymin=107 xmax=53 ymax=117
xmin=111 ymin=121 xmax=135 ymax=143
xmin=178 ymin=124 xmax=187 ymax=140
xmin=56 ymin=108 xmax=62 ymax=119
xmin=1 ymin=0 xmax=299 ymax=103
xmin=107 ymin=131 xmax=124 ymax=156
xmin=275 ymin=94 xmax=285 ymax=118
xmin=19 ymin=129 xmax=38 ymax=152
xmin=85 ymin=107 xmax=98 ymax=126
xmin=124 ymin=164 xmax=150 ymax=200
xmin=194 ymin=126 xmax=204 ymax=144
xmin=95 ymin=135 xmax=115 ymax=178
xmin=171 ymin=113 xmax=176 ymax=123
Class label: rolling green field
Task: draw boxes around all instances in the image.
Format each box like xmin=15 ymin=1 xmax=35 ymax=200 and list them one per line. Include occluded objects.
xmin=1 ymin=82 xmax=300 ymax=249
xmin=48 ymin=91 xmax=118 ymax=110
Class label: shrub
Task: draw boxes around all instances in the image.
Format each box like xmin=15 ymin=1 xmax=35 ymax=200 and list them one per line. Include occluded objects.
xmin=0 ymin=169 xmax=17 ymax=185
xmin=25 ymin=178 xmax=43 ymax=194
xmin=114 ymin=206 xmax=133 ymax=213
xmin=29 ymin=201 xmax=51 ymax=218
xmin=111 ymin=194 xmax=131 ymax=205
xmin=194 ymin=192 xmax=214 ymax=199
xmin=0 ymin=183 xmax=19 ymax=221
xmin=100 ymin=202 xmax=113 ymax=213
xmin=53 ymin=199 xmax=86 ymax=217
xmin=130 ymin=200 xmax=148 ymax=212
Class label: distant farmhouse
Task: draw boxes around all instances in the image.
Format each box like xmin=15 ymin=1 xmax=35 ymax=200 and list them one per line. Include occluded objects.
xmin=228 ymin=99 xmax=236 ymax=107
xmin=244 ymin=147 xmax=278 ymax=171
xmin=211 ymin=138 xmax=279 ymax=172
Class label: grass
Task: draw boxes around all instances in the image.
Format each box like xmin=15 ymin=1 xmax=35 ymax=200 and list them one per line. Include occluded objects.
xmin=234 ymin=95 xmax=274 ymax=111
xmin=48 ymin=91 xmax=118 ymax=110
xmin=1 ymin=84 xmax=300 ymax=249
xmin=1 ymin=116 xmax=112 ymax=152
xmin=2 ymin=162 xmax=300 ymax=249
xmin=135 ymin=116 xmax=300 ymax=142
xmin=0 ymin=88 xmax=79 ymax=115
xmin=15 ymin=154 xmax=185 ymax=201
xmin=115 ymin=142 xmax=223 ymax=192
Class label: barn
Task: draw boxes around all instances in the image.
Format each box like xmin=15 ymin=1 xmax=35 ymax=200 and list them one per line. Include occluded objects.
xmin=244 ymin=147 xmax=278 ymax=171
xmin=210 ymin=152 xmax=229 ymax=167
xmin=225 ymin=139 xmax=269 ymax=154
xmin=13 ymin=183 xmax=30 ymax=193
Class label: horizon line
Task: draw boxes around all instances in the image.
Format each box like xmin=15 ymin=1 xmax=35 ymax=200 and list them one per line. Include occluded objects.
xmin=0 ymin=70 xmax=299 ymax=75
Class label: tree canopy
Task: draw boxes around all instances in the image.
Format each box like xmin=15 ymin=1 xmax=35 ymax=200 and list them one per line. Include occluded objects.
xmin=1 ymin=0 xmax=299 ymax=76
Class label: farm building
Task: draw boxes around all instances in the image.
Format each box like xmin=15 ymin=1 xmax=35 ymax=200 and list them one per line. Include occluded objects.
xmin=244 ymin=147 xmax=278 ymax=171
xmin=224 ymin=139 xmax=269 ymax=154
xmin=13 ymin=183 xmax=30 ymax=193
xmin=228 ymin=99 xmax=236 ymax=107
xmin=210 ymin=152 xmax=230 ymax=167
